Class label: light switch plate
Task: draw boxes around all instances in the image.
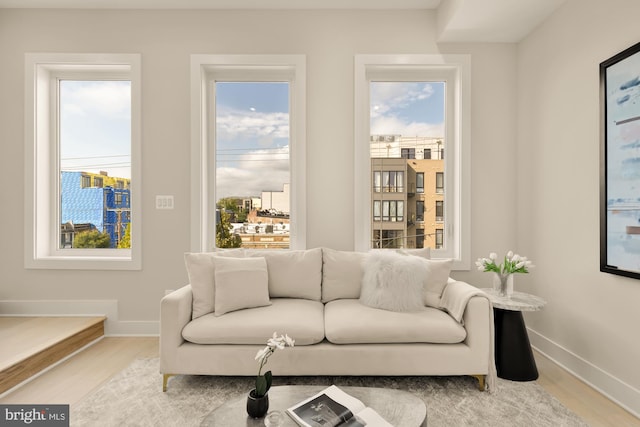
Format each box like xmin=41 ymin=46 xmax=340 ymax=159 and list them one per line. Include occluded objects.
xmin=156 ymin=195 xmax=174 ymax=210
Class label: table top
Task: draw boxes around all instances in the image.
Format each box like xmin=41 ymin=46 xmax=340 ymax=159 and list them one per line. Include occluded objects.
xmin=481 ymin=288 xmax=547 ymax=312
xmin=201 ymin=385 xmax=427 ymax=426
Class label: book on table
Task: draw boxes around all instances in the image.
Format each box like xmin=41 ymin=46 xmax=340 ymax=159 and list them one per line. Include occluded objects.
xmin=286 ymin=385 xmax=393 ymax=427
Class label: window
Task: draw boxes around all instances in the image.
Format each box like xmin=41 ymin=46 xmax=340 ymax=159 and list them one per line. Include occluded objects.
xmin=373 ymin=230 xmax=404 ymax=249
xmin=374 ymin=170 xmax=405 ymax=192
xmin=25 ymin=53 xmax=141 ymax=270
xmin=416 ymin=201 xmax=425 ymax=222
xmin=436 ymin=172 xmax=444 ymax=194
xmin=416 ymin=229 xmax=425 ymax=248
xmin=401 ymin=148 xmax=415 ymax=159
xmin=379 ymin=200 xmax=404 ymax=222
xmin=416 ymin=172 xmax=424 ymax=194
xmin=190 ymin=55 xmax=306 ymax=251
xmin=435 ymin=201 xmax=444 ymax=222
xmin=435 ymin=228 xmax=444 ymax=249
xmin=355 ymin=55 xmax=470 ymax=268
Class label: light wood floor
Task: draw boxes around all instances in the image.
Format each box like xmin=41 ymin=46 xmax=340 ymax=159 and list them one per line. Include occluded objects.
xmin=0 ymin=337 xmax=638 ymax=426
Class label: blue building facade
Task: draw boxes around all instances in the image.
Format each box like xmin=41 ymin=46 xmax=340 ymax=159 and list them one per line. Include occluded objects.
xmin=61 ymin=171 xmax=131 ymax=248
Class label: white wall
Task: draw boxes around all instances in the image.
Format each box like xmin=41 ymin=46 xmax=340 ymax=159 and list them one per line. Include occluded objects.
xmin=517 ymin=0 xmax=640 ymax=416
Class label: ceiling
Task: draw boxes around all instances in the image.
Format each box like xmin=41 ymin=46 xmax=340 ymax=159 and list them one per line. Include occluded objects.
xmin=0 ymin=0 xmax=566 ymax=43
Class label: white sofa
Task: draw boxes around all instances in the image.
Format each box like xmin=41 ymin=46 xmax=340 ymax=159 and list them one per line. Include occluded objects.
xmin=160 ymin=247 xmax=496 ymax=392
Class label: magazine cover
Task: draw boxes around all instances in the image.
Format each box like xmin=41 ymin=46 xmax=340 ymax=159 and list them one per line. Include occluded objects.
xmin=286 ymin=385 xmax=392 ymax=427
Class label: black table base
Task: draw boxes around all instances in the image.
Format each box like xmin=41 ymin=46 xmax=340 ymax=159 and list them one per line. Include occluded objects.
xmin=493 ymin=307 xmax=539 ymax=381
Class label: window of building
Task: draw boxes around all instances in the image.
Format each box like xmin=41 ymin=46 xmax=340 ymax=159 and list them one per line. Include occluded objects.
xmin=25 ymin=53 xmax=141 ymax=270
xmin=436 ymin=172 xmax=444 ymax=194
xmin=416 ymin=172 xmax=424 ymax=194
xmin=416 ymin=228 xmax=425 ymax=248
xmin=401 ymin=148 xmax=415 ymax=159
xmin=373 ymin=230 xmax=404 ymax=249
xmin=416 ymin=201 xmax=425 ymax=222
xmin=355 ymin=55 xmax=470 ymax=268
xmin=435 ymin=228 xmax=444 ymax=249
xmin=435 ymin=200 xmax=444 ymax=222
xmin=190 ymin=55 xmax=306 ymax=251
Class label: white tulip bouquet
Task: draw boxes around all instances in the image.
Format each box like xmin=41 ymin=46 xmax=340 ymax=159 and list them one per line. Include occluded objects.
xmin=476 ymin=251 xmax=534 ymax=275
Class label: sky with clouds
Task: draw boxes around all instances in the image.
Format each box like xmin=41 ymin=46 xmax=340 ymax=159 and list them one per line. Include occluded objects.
xmin=370 ymin=81 xmax=445 ymax=138
xmin=60 ymin=80 xmax=132 ymax=179
xmin=215 ymin=82 xmax=290 ymax=200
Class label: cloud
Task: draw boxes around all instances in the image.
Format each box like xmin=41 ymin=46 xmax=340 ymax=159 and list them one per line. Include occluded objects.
xmin=371 ymin=116 xmax=444 ymax=138
xmin=216 ymin=165 xmax=289 ymax=199
xmin=370 ymin=82 xmax=435 ymax=119
xmin=61 ymin=81 xmax=131 ymax=119
xmin=216 ymin=145 xmax=289 ymax=198
xmin=216 ymin=108 xmax=289 ymax=146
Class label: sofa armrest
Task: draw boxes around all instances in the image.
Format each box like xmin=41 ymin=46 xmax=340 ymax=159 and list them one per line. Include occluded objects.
xmin=440 ymin=279 xmax=488 ymax=323
xmin=441 ymin=280 xmax=497 ymax=391
xmin=160 ymin=284 xmax=193 ymax=373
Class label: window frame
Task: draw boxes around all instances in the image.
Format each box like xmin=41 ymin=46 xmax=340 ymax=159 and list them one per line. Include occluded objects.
xmin=354 ymin=54 xmax=470 ymax=269
xmin=190 ymin=55 xmax=307 ymax=252
xmin=24 ymin=53 xmax=142 ymax=270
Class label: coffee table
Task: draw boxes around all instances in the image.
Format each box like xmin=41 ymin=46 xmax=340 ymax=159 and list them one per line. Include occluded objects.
xmin=200 ymin=385 xmax=427 ymax=426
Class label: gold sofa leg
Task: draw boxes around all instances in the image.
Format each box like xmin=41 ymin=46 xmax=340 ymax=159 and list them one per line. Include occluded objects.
xmin=472 ymin=374 xmax=486 ymax=391
xmin=163 ymin=374 xmax=175 ymax=392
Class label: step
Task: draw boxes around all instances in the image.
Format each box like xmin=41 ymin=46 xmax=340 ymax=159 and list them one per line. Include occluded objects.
xmin=0 ymin=317 xmax=106 ymax=394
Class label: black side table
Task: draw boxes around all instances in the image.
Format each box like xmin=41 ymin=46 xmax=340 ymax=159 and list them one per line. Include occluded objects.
xmin=481 ymin=288 xmax=546 ymax=381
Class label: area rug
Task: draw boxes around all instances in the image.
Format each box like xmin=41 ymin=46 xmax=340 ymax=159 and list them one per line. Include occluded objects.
xmin=71 ymin=358 xmax=587 ymax=426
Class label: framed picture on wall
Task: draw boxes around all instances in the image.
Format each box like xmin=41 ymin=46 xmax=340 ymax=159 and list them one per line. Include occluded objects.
xmin=600 ymin=41 xmax=640 ymax=280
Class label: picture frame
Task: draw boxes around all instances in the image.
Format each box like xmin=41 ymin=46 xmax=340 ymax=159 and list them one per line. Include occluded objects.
xmin=600 ymin=41 xmax=640 ymax=280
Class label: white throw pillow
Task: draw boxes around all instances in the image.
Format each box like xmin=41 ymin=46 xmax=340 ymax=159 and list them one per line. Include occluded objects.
xmin=184 ymin=249 xmax=244 ymax=319
xmin=422 ymin=258 xmax=453 ymax=308
xmin=244 ymin=248 xmax=322 ymax=300
xmin=321 ymin=248 xmax=366 ymax=302
xmin=360 ymin=250 xmax=427 ymax=312
xmin=213 ymin=256 xmax=270 ymax=316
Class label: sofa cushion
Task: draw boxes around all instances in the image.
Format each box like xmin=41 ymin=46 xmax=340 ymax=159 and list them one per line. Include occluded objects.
xmin=182 ymin=298 xmax=325 ymax=346
xmin=324 ymin=299 xmax=466 ymax=344
xmin=245 ymin=248 xmax=322 ymax=300
xmin=322 ymin=248 xmax=366 ymax=302
xmin=213 ymin=256 xmax=271 ymax=316
xmin=422 ymin=258 xmax=453 ymax=308
xmin=360 ymin=250 xmax=426 ymax=312
xmin=184 ymin=249 xmax=244 ymax=319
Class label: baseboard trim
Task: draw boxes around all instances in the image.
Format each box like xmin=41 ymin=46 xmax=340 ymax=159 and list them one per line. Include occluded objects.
xmin=0 ymin=300 xmax=159 ymax=336
xmin=528 ymin=327 xmax=640 ymax=419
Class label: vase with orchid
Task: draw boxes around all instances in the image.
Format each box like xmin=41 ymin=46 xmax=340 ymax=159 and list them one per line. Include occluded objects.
xmin=475 ymin=251 xmax=534 ymax=298
xmin=247 ymin=332 xmax=295 ymax=418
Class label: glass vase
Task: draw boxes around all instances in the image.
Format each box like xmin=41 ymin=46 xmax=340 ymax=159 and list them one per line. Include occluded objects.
xmin=493 ymin=273 xmax=514 ymax=298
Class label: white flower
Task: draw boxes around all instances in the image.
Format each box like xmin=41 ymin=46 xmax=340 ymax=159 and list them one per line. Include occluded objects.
xmin=512 ymin=254 xmax=521 ymax=262
xmin=284 ymin=334 xmax=295 ymax=347
xmin=507 ymin=250 xmax=514 ymax=259
xmin=255 ymin=346 xmax=270 ymax=362
xmin=489 ymin=252 xmax=497 ymax=261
